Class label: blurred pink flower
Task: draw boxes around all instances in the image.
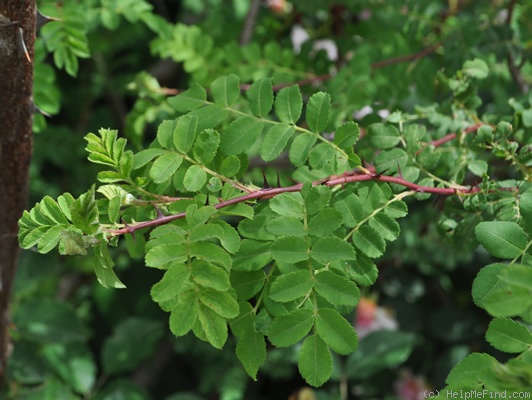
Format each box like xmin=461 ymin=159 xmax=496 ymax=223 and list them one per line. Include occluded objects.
xmin=354 ymin=297 xmax=398 ymax=339
xmin=394 ymin=369 xmax=431 ymax=400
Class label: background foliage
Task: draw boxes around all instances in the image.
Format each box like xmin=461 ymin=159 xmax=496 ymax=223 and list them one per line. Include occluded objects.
xmin=6 ymin=0 xmax=532 ymax=399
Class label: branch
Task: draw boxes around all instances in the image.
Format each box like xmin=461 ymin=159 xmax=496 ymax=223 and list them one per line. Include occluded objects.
xmin=106 ymin=170 xmax=482 ymax=237
xmin=239 ymin=0 xmax=262 ymax=45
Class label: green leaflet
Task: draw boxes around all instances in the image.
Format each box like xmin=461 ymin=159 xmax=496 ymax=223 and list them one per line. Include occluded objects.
xmin=309 ymin=143 xmax=336 ymax=169
xmin=269 ymin=192 xmax=305 ymax=219
xmin=233 ymin=239 xmax=272 ymax=271
xmin=314 ymin=271 xmax=360 ymax=307
xmin=70 ymin=186 xmax=98 ymax=235
xmin=269 ymin=270 xmax=314 ymax=302
xmin=233 ymin=309 xmax=267 ymax=379
xmin=302 ymin=184 xmax=331 ymax=216
xmin=334 ymin=122 xmax=360 ymax=149
xmin=486 ymin=317 xmax=532 ymax=353
xmin=191 ymin=260 xmax=230 ymax=291
xmin=298 ymin=334 xmax=332 ymax=388
xmin=315 ymin=308 xmax=358 ymax=355
xmin=374 ymin=148 xmax=409 ymax=174
xmin=149 ymin=152 xmax=183 ymax=184
xmin=173 ymin=114 xmax=199 ymax=153
xmin=271 ymin=237 xmax=309 ymax=264
xmin=351 ymin=225 xmax=386 ymax=258
xmin=445 ymin=353 xmax=499 ymax=388
xmin=94 ymin=243 xmax=126 ymax=289
xmin=475 ymin=221 xmax=527 ymax=259
xmin=246 ymin=77 xmax=273 ymax=117
xmin=311 ymin=237 xmax=356 ymax=263
xmin=197 ymin=303 xmax=228 ymax=349
xmin=266 ymin=216 xmax=306 ymax=237
xmin=267 ymin=309 xmax=314 ymax=347
xmin=183 ymin=165 xmax=207 ymax=191
xmin=189 ymin=104 xmax=229 ymax=131
xmin=289 ymin=133 xmax=317 ymax=167
xmin=170 ymin=290 xmax=199 ymax=337
xmin=275 ymin=85 xmax=303 ymax=125
xmin=306 ymin=92 xmax=331 ymax=133
xmin=167 ymin=82 xmax=206 ymax=112
xmin=193 ymin=129 xmax=220 ymax=164
xmin=260 ymin=124 xmax=294 ymax=162
xmin=211 ymin=74 xmax=240 ymax=107
xmin=219 ymin=117 xmax=264 ymax=156
xmin=220 ymin=155 xmax=241 ymax=177
xmin=231 ymin=270 xmax=266 ymax=300
xmin=307 ymin=208 xmax=343 ymax=237
xmin=150 ymin=263 xmax=191 ymax=303
xmin=145 ymin=245 xmax=187 ymax=269
xmin=367 ymin=123 xmax=401 ymax=149
xmin=198 ymin=287 xmax=239 ymax=319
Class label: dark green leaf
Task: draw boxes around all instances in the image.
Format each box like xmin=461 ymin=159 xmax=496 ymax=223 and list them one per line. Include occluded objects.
xmin=311 ymin=237 xmax=356 ymax=263
xmin=219 ymin=117 xmax=264 ymax=156
xmin=486 ymin=317 xmax=532 ymax=353
xmin=270 ymin=270 xmax=314 ymax=302
xmin=307 ymin=209 xmax=343 ymax=237
xmin=211 ymin=74 xmax=240 ymax=107
xmin=271 ymin=237 xmax=309 ymax=264
xmin=475 ymin=221 xmax=527 ymax=259
xmin=173 ymin=114 xmax=199 ymax=153
xmin=268 ymin=309 xmax=314 ymax=347
xmin=306 ymin=92 xmax=331 ymax=132
xmin=314 ymin=271 xmax=360 ymax=307
xmin=298 ymin=334 xmax=332 ymax=388
xmin=167 ymin=82 xmax=206 ymax=112
xmin=260 ymin=124 xmax=294 ymax=162
xmin=247 ymin=78 xmax=274 ymax=117
xmin=315 ymin=308 xmax=358 ymax=355
xmin=289 ymin=133 xmax=317 ymax=167
xmin=275 ymin=85 xmax=303 ymax=124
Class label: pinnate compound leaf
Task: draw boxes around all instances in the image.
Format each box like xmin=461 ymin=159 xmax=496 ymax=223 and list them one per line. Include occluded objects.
xmin=475 ymin=221 xmax=527 ymax=259
xmin=486 ymin=317 xmax=532 ymax=353
xmin=193 ymin=129 xmax=220 ymax=164
xmin=298 ymin=334 xmax=332 ymax=388
xmin=219 ymin=117 xmax=264 ymax=156
xmin=314 ymin=271 xmax=360 ymax=307
xmin=270 ymin=270 xmax=314 ymax=302
xmin=170 ymin=290 xmax=199 ymax=337
xmin=267 ymin=309 xmax=314 ymax=347
xmin=150 ymin=152 xmax=183 ymax=184
xmin=167 ymin=82 xmax=206 ymax=112
xmin=173 ymin=114 xmax=199 ymax=153
xmin=211 ymin=74 xmax=240 ymax=107
xmin=368 ymin=123 xmax=401 ymax=149
xmin=271 ymin=237 xmax=309 ymax=264
xmin=183 ymin=165 xmax=207 ymax=192
xmin=275 ymin=85 xmax=303 ymax=125
xmin=260 ymin=124 xmax=294 ymax=162
xmin=198 ymin=304 xmax=228 ymax=349
xmin=247 ymin=78 xmax=274 ymax=117
xmin=315 ymin=308 xmax=358 ymax=355
xmin=289 ymin=132 xmax=317 ymax=167
xmin=311 ymin=237 xmax=356 ymax=263
xmin=306 ymin=92 xmax=331 ymax=132
xmin=151 ymin=263 xmax=191 ymax=304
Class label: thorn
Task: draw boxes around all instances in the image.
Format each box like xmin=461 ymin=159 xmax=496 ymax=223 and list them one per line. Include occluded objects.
xmin=431 ymin=195 xmax=442 ymax=209
xmin=16 ymin=27 xmax=31 ymax=63
xmin=33 ymin=102 xmax=51 ymax=117
xmin=396 ymin=162 xmax=403 ymax=179
xmin=204 ymin=195 xmax=210 ymax=206
xmin=262 ymin=169 xmax=271 ymax=189
xmin=122 ymin=218 xmax=136 ymax=243
xmin=373 ymin=168 xmax=390 ymax=178
xmin=36 ymin=9 xmax=60 ymax=31
xmin=152 ymin=202 xmax=165 ymax=218
xmin=276 ymin=172 xmax=281 ymax=188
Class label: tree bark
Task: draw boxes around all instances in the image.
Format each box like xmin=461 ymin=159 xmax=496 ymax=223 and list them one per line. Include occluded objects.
xmin=0 ymin=0 xmax=34 ymax=384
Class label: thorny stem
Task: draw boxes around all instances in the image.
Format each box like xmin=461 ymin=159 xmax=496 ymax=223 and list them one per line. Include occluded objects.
xmin=106 ymin=170 xmax=484 ymax=237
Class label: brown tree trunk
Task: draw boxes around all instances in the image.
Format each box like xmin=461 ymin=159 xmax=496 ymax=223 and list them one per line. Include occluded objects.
xmin=0 ymin=1 xmax=35 ymax=384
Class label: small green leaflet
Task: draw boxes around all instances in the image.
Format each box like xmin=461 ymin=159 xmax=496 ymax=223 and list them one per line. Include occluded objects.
xmin=170 ymin=290 xmax=199 ymax=337
xmin=367 ymin=123 xmax=401 ymax=149
xmin=334 ymin=122 xmax=360 ymax=149
xmin=486 ymin=317 xmax=532 ymax=353
xmin=289 ymin=133 xmax=317 ymax=167
xmin=219 ymin=117 xmax=264 ymax=156
xmin=197 ymin=303 xmax=228 ymax=349
xmin=314 ymin=271 xmax=360 ymax=307
xmin=267 ymin=309 xmax=314 ymax=347
xmin=183 ymin=165 xmax=207 ymax=192
xmin=271 ymin=237 xmax=309 ymax=264
xmin=211 ymin=74 xmax=240 ymax=107
xmin=475 ymin=221 xmax=527 ymax=259
xmin=247 ymin=78 xmax=274 ymax=117
xmin=269 ymin=270 xmax=314 ymax=302
xmin=307 ymin=209 xmax=343 ymax=237
xmin=306 ymin=92 xmax=330 ymax=132
xmin=167 ymin=82 xmax=206 ymax=112
xmin=275 ymin=85 xmax=303 ymax=125
xmin=298 ymin=334 xmax=332 ymax=388
xmin=311 ymin=237 xmax=356 ymax=263
xmin=315 ymin=308 xmax=358 ymax=355
xmin=269 ymin=192 xmax=305 ymax=219
xmin=150 ymin=263 xmax=191 ymax=303
xmin=266 ymin=216 xmax=305 ymax=237
xmin=198 ymin=287 xmax=239 ymax=319
xmin=193 ymin=129 xmax=220 ymax=164
xmin=260 ymin=124 xmax=294 ymax=162
xmin=149 ymin=152 xmax=183 ymax=184
xmin=173 ymin=114 xmax=199 ymax=153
